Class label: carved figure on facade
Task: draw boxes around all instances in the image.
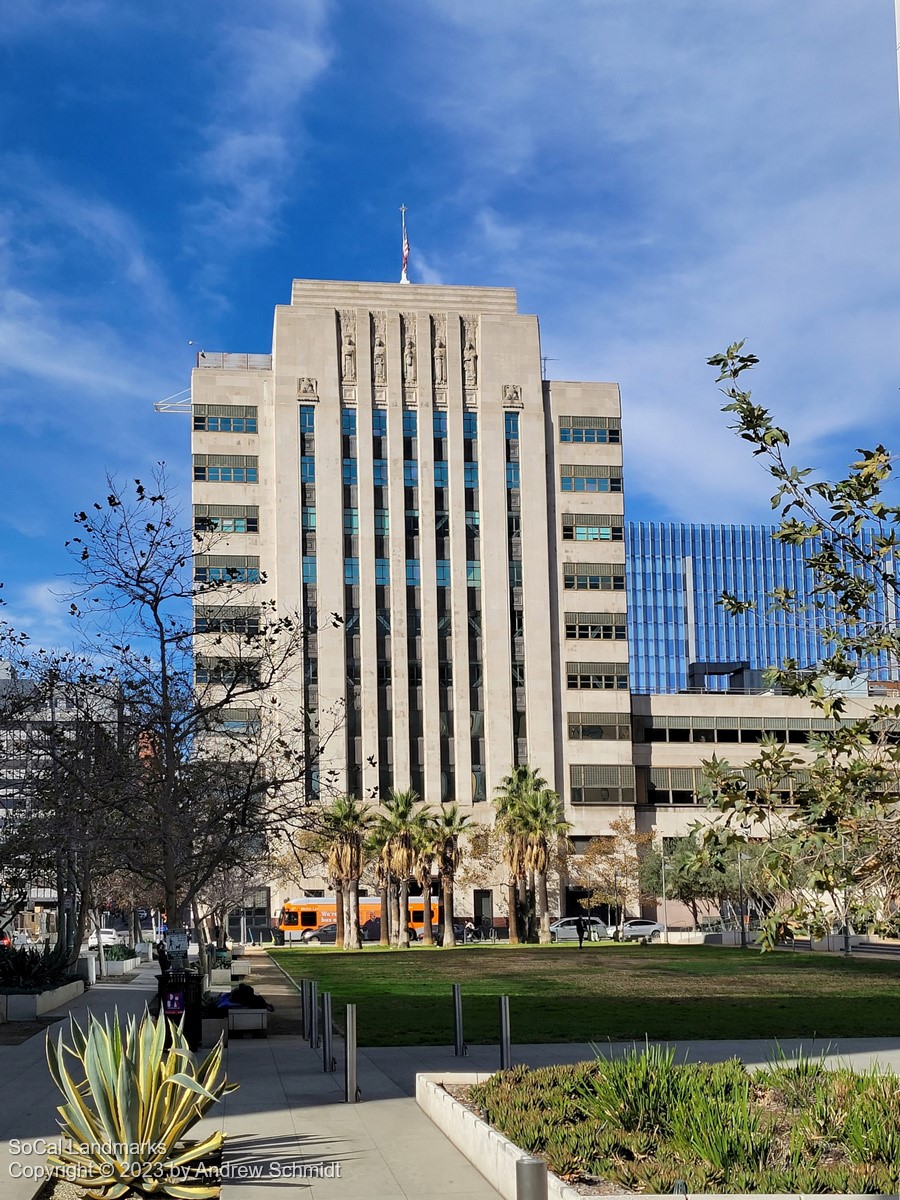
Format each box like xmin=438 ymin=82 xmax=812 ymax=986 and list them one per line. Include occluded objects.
xmin=403 ymin=335 xmax=417 ymax=384
xmin=298 ymin=377 xmax=318 ymax=398
xmin=373 ymin=335 xmax=386 ymax=384
xmin=463 ymin=340 xmax=478 ymax=388
xmin=502 ymin=383 xmax=523 ymax=407
xmin=339 ymin=310 xmax=357 ymax=383
xmin=433 ymin=337 xmax=447 ymax=386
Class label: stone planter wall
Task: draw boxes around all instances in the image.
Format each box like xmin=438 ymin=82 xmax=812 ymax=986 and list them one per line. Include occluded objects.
xmin=102 ymin=957 xmax=141 ymax=976
xmin=0 ymin=980 xmax=85 ymax=1022
xmin=76 ymin=955 xmax=98 ymax=985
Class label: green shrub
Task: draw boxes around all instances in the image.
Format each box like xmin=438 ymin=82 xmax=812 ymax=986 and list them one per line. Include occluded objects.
xmin=0 ymin=943 xmax=75 ymax=990
xmin=103 ymin=944 xmax=137 ymax=961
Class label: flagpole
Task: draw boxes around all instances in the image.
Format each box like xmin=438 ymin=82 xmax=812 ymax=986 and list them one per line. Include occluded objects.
xmin=400 ymin=204 xmax=410 ymax=284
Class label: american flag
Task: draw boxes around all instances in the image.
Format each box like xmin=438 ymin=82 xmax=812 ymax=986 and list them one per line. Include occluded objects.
xmin=401 ymin=225 xmax=410 ymax=277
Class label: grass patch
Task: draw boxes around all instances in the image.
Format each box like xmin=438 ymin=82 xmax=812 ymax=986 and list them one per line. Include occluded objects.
xmin=467 ymin=1046 xmax=900 ymax=1193
xmin=269 ymin=944 xmax=900 ymax=1046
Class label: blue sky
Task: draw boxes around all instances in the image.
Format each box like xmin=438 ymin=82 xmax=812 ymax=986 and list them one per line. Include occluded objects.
xmin=0 ymin=0 xmax=898 ymax=645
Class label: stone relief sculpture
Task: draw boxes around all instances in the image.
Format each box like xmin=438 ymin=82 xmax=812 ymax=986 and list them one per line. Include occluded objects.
xmin=433 ymin=337 xmax=447 ymax=386
xmin=373 ymin=335 xmax=386 ymax=384
xmin=462 ymin=316 xmax=478 ymax=388
xmin=502 ymin=383 xmax=523 ymax=406
xmin=298 ymin=377 xmax=317 ymax=398
xmin=404 ymin=335 xmax=417 ymax=384
xmin=339 ymin=309 xmax=357 ymax=383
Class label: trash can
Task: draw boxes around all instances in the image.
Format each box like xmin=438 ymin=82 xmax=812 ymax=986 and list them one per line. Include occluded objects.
xmin=157 ymin=968 xmax=203 ymax=1051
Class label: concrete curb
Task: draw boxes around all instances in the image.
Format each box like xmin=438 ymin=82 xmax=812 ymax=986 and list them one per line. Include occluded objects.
xmin=416 ymin=1072 xmax=582 ymax=1200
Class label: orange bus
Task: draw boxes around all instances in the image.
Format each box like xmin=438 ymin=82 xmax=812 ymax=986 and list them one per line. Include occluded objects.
xmin=278 ymin=897 xmax=440 ymax=943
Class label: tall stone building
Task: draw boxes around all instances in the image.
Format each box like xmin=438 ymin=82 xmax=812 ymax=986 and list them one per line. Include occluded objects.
xmin=190 ymin=279 xmax=628 ymax=852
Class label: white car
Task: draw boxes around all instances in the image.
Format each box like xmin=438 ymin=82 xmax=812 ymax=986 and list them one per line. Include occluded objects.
xmin=619 ymin=919 xmax=665 ymax=942
xmin=549 ymin=917 xmax=609 ymax=942
xmin=86 ymin=928 xmax=124 ymax=949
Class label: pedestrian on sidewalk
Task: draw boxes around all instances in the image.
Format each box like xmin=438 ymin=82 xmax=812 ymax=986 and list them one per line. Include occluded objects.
xmin=575 ymin=915 xmax=586 ymax=949
xmin=155 ymin=938 xmax=170 ymax=973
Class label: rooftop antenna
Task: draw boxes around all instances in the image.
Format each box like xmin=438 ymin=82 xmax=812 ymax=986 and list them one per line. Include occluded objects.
xmin=400 ymin=204 xmax=410 ymax=284
xmin=541 ymin=355 xmax=558 ymax=381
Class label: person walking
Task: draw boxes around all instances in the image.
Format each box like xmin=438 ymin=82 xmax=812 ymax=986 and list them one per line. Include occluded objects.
xmin=575 ymin=915 xmax=586 ymax=949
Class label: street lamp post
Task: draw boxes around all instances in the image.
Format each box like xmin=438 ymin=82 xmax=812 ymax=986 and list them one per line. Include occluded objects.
xmin=660 ymin=842 xmax=670 ymax=944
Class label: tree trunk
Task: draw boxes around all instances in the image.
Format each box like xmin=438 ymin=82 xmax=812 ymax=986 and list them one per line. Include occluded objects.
xmin=390 ymin=881 xmax=401 ymax=946
xmin=398 ymin=879 xmax=410 ymax=948
xmin=93 ymin=910 xmax=107 ymax=977
xmin=193 ymin=901 xmax=208 ymax=977
xmin=507 ymin=880 xmax=520 ymax=944
xmin=379 ymin=885 xmax=390 ymax=946
xmin=420 ymin=877 xmax=434 ymax=946
xmin=130 ymin=908 xmax=141 ymax=948
xmin=347 ymin=879 xmax=362 ymax=949
xmin=341 ymin=883 xmax=351 ymax=949
xmin=334 ymin=881 xmax=346 ymax=948
xmin=690 ymin=899 xmax=699 ymax=929
xmin=441 ymin=873 xmax=456 ymax=947
xmin=527 ymin=871 xmax=537 ymax=942
xmin=537 ymin=872 xmax=551 ymax=944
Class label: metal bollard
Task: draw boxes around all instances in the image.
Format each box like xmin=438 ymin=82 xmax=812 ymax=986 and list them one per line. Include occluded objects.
xmin=322 ymin=991 xmax=335 ymax=1072
xmin=516 ymin=1156 xmax=548 ymax=1200
xmin=499 ymin=994 xmax=511 ymax=1070
xmin=452 ymin=983 xmax=466 ymax=1056
xmin=345 ymin=1003 xmax=360 ymax=1102
xmin=309 ymin=980 xmax=319 ymax=1049
xmin=300 ymin=978 xmax=310 ymax=1038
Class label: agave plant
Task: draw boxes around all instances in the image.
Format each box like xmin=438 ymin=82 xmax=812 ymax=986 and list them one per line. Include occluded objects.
xmin=45 ymin=1009 xmax=237 ymax=1198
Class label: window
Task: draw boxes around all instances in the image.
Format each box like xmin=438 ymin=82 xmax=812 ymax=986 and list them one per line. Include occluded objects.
xmin=194 ymin=463 xmax=258 ymax=483
xmin=373 ymin=459 xmax=388 ymax=486
xmin=467 ymin=561 xmax=481 ymax=588
xmin=565 ymin=523 xmax=618 ymax=541
xmin=560 ymin=468 xmax=622 ymax=493
xmin=195 ymin=609 xmax=260 ymax=635
xmin=433 ymin=461 xmax=449 ymax=488
xmin=341 ymin=408 xmax=357 ymax=436
xmin=436 ymin=560 xmax=451 ymax=588
xmin=403 ymin=410 xmax=417 ymax=438
xmin=433 ymin=412 xmax=447 ymax=438
xmin=374 ymin=508 xmax=389 ymax=535
xmin=196 ymin=658 xmax=260 ymax=685
xmin=404 ymin=460 xmax=418 ymax=487
xmin=566 ymin=663 xmax=629 ymax=690
xmin=377 ymin=662 xmax=392 ymax=686
xmin=406 ymin=559 xmax=420 ymax=587
xmin=439 ymin=662 xmax=453 ymax=687
xmin=465 ymin=511 xmax=480 ymax=537
xmin=506 ymin=462 xmax=520 ymax=489
xmin=195 ymin=564 xmax=259 ymax=584
xmin=435 ymin=510 xmax=449 ymax=536
xmin=464 ymin=463 xmax=479 ymax=488
xmin=344 ymin=558 xmax=359 ymax=585
xmin=505 ymin=411 xmax=519 ymax=440
xmin=372 ymin=409 xmax=388 ymax=437
xmin=559 ymin=416 xmax=621 ymax=443
xmin=302 ymin=557 xmax=317 ymax=585
xmin=509 ymin=561 xmax=523 ymax=587
xmin=563 ymin=568 xmax=626 ymax=591
xmin=344 ymin=508 xmax=359 ymax=534
xmin=194 ymin=415 xmax=258 ymax=433
xmin=342 ymin=458 xmax=358 ymax=486
xmin=406 ymin=509 xmax=420 ymax=535
xmin=375 ymin=558 xmax=390 ymax=586
xmin=568 ymin=713 xmax=631 ymax=741
xmin=565 ymin=615 xmax=627 ymax=640
xmin=463 ymin=412 xmax=478 ymax=440
xmin=194 ymin=514 xmax=259 ymax=534
xmin=299 ymin=406 xmax=315 ymax=434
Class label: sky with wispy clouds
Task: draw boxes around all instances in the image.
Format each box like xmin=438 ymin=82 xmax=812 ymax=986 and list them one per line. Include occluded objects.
xmin=0 ymin=0 xmax=898 ymax=645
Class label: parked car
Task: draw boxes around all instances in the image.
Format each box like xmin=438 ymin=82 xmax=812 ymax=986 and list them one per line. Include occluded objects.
xmin=300 ymin=923 xmax=338 ymax=945
xmin=360 ymin=918 xmax=418 ymax=943
xmin=619 ymin=919 xmax=665 ymax=942
xmin=86 ymin=927 xmax=125 ymax=949
xmin=549 ymin=916 xmax=609 ymax=942
xmin=0 ymin=929 xmax=11 ymax=949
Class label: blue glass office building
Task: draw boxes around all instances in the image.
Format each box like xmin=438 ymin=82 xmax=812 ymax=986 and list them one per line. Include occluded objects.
xmin=627 ymin=523 xmax=898 ymax=693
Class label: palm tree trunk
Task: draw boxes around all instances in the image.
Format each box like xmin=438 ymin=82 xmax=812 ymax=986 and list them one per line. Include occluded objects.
xmin=398 ymin=879 xmax=410 ymax=948
xmin=441 ymin=874 xmax=456 ymax=948
xmin=527 ymin=871 xmax=536 ymax=942
xmin=537 ymin=872 xmax=551 ymax=944
xmin=347 ymin=879 xmax=361 ymax=949
xmin=342 ymin=884 xmax=352 ymax=949
xmin=379 ymin=884 xmax=390 ymax=946
xmin=421 ymin=878 xmax=434 ymax=946
xmin=334 ymin=881 xmax=346 ymax=948
xmin=507 ymin=880 xmax=520 ymax=944
xmin=390 ymin=880 xmax=401 ymax=946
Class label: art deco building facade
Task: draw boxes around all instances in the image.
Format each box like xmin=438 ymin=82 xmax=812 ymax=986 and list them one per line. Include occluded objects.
xmin=190 ymin=279 xmax=629 ymax=845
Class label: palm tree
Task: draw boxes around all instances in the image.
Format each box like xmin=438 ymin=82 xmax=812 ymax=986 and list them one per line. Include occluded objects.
xmin=413 ymin=814 xmax=439 ymax=946
xmin=494 ymin=765 xmax=552 ymax=944
xmin=379 ymin=787 xmax=423 ymax=949
xmin=518 ymin=788 xmax=570 ymax=943
xmin=321 ymin=794 xmax=372 ymax=949
xmin=435 ymin=804 xmax=470 ymax=947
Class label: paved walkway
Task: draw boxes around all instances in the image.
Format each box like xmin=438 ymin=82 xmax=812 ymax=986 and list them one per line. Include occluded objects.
xmin=6 ymin=950 xmax=900 ymax=1200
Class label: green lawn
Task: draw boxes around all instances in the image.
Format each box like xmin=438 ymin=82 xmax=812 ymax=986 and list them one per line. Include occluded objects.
xmin=268 ymin=944 xmax=900 ymax=1046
